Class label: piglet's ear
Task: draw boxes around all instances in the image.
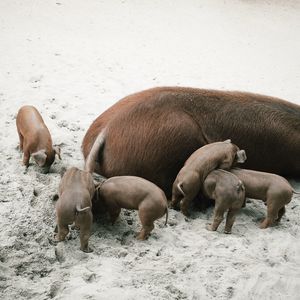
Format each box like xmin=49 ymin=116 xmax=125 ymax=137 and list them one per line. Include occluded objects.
xmin=32 ymin=149 xmax=47 ymax=167
xmin=224 ymin=139 xmax=231 ymax=143
xmin=53 ymin=146 xmax=61 ymax=160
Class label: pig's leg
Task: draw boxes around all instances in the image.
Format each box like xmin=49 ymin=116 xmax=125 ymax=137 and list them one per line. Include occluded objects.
xmin=136 ymin=203 xmax=156 ymax=240
xmin=55 ymin=223 xmax=69 ymax=241
xmin=260 ymin=201 xmax=277 ymax=229
xmin=180 ymin=195 xmax=193 ymax=217
xmin=77 ymin=210 xmax=93 ymax=253
xmin=137 ymin=220 xmax=154 ymax=240
xmin=170 ymin=183 xmax=183 ymax=210
xmin=106 ymin=201 xmax=121 ymax=225
xmin=17 ymin=131 xmax=24 ymax=151
xmin=22 ymin=150 xmax=30 ymax=167
xmin=206 ymin=207 xmax=224 ymax=232
xmin=276 ymin=206 xmax=285 ymax=223
xmin=224 ymin=208 xmax=239 ymax=234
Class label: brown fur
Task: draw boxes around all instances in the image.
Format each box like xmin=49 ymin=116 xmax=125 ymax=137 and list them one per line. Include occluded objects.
xmin=170 ymin=140 xmax=246 ymax=216
xmin=230 ymin=168 xmax=295 ymax=228
xmin=82 ymin=87 xmax=300 ymax=198
xmin=55 ymin=167 xmax=95 ymax=252
xmin=95 ymin=176 xmax=168 ymax=240
xmin=16 ymin=105 xmax=61 ymax=168
xmin=203 ymin=169 xmax=245 ymax=233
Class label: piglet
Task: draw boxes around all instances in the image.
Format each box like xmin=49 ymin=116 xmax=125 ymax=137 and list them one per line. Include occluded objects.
xmin=230 ymin=168 xmax=299 ymax=228
xmin=95 ymin=176 xmax=168 ymax=240
xmin=203 ymin=169 xmax=245 ymax=233
xmin=171 ymin=140 xmax=246 ymax=216
xmin=16 ymin=105 xmax=61 ymax=169
xmin=55 ymin=167 xmax=95 ymax=252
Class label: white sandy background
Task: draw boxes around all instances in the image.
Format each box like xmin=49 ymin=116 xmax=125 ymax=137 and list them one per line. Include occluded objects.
xmin=0 ymin=1 xmax=300 ymax=299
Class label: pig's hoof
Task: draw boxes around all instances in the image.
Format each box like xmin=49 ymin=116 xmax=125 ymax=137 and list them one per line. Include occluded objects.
xmin=48 ymin=236 xmax=59 ymax=245
xmin=169 ymin=202 xmax=179 ymax=210
xmin=70 ymin=224 xmax=80 ymax=230
xmin=259 ymin=223 xmax=268 ymax=229
xmin=136 ymin=233 xmax=147 ymax=241
xmin=224 ymin=230 xmax=232 ymax=234
xmin=259 ymin=219 xmax=270 ymax=229
xmin=81 ymin=247 xmax=93 ymax=253
xmin=206 ymin=224 xmax=213 ymax=231
xmin=181 ymin=210 xmax=190 ymax=217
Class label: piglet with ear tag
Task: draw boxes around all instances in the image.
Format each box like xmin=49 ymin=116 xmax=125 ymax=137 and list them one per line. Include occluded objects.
xmin=32 ymin=149 xmax=47 ymax=167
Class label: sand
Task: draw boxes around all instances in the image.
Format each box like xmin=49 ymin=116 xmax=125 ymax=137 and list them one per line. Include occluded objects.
xmin=0 ymin=1 xmax=300 ymax=299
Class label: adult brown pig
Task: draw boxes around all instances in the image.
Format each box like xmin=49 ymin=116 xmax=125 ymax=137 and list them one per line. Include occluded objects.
xmin=82 ymin=87 xmax=300 ymax=198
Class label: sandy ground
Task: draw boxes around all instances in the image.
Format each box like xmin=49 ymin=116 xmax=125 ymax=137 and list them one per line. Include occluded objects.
xmin=0 ymin=1 xmax=300 ymax=299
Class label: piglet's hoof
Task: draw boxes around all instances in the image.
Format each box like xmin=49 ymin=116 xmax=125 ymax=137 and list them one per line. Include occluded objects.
xmin=224 ymin=230 xmax=232 ymax=234
xmin=48 ymin=235 xmax=59 ymax=246
xmin=259 ymin=223 xmax=268 ymax=229
xmin=169 ymin=202 xmax=179 ymax=210
xmin=205 ymin=224 xmax=214 ymax=231
xmin=259 ymin=219 xmax=270 ymax=229
xmin=136 ymin=232 xmax=148 ymax=241
xmin=70 ymin=224 xmax=80 ymax=230
xmin=181 ymin=210 xmax=190 ymax=217
xmin=81 ymin=246 xmax=94 ymax=253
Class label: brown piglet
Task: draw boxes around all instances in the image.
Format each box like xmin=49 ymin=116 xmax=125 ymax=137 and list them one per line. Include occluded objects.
xmin=55 ymin=167 xmax=95 ymax=252
xmin=16 ymin=105 xmax=61 ymax=169
xmin=171 ymin=140 xmax=246 ymax=216
xmin=203 ymin=169 xmax=245 ymax=234
xmin=230 ymin=168 xmax=299 ymax=228
xmin=95 ymin=176 xmax=168 ymax=240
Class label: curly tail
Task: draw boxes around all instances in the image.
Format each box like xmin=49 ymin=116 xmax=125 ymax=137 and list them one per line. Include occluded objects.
xmin=76 ymin=205 xmax=91 ymax=213
xmin=164 ymin=207 xmax=169 ymax=226
xmin=237 ymin=180 xmax=245 ymax=193
xmin=84 ymin=128 xmax=106 ymax=173
xmin=177 ymin=183 xmax=185 ymax=196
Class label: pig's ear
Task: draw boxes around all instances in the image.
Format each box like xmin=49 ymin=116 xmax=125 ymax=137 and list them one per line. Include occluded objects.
xmin=224 ymin=139 xmax=231 ymax=143
xmin=53 ymin=146 xmax=61 ymax=160
xmin=32 ymin=149 xmax=47 ymax=167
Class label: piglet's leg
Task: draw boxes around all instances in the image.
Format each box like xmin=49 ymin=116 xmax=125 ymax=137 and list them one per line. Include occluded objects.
xmin=260 ymin=202 xmax=277 ymax=229
xmin=224 ymin=208 xmax=239 ymax=234
xmin=180 ymin=196 xmax=193 ymax=217
xmin=22 ymin=150 xmax=30 ymax=167
xmin=276 ymin=206 xmax=286 ymax=223
xmin=17 ymin=131 xmax=24 ymax=151
xmin=106 ymin=202 xmax=121 ymax=225
xmin=77 ymin=210 xmax=93 ymax=253
xmin=55 ymin=223 xmax=69 ymax=241
xmin=109 ymin=208 xmax=121 ymax=225
xmin=137 ymin=205 xmax=156 ymax=240
xmin=137 ymin=223 xmax=154 ymax=240
xmin=170 ymin=186 xmax=183 ymax=210
xmin=207 ymin=207 xmax=224 ymax=232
